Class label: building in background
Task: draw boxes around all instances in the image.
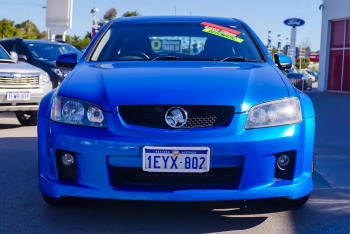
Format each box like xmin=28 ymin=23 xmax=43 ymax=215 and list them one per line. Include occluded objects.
xmin=318 ymin=0 xmax=349 ymax=93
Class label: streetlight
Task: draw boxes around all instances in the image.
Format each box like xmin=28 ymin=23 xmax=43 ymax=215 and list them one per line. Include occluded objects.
xmin=91 ymin=7 xmax=99 ymax=39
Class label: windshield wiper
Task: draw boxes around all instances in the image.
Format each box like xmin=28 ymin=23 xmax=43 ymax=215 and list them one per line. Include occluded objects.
xmin=221 ymin=57 xmax=263 ymax=62
xmin=221 ymin=56 xmax=247 ymax=62
xmin=152 ymin=56 xmax=179 ymax=61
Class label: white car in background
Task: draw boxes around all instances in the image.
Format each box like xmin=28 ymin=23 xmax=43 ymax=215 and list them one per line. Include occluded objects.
xmin=300 ymin=69 xmax=317 ymax=82
xmin=0 ymin=45 xmax=52 ymax=126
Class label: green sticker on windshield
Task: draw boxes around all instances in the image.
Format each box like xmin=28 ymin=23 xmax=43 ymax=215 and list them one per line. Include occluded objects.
xmin=202 ymin=28 xmax=244 ymax=43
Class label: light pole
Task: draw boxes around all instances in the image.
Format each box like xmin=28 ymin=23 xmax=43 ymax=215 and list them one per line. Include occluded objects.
xmin=91 ymin=7 xmax=99 ymax=39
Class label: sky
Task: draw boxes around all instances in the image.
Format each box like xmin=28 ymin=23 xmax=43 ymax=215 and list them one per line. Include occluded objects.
xmin=0 ymin=0 xmax=323 ymax=50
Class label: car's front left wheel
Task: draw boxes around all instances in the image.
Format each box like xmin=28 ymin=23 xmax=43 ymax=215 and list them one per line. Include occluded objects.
xmin=41 ymin=193 xmax=80 ymax=206
xmin=15 ymin=111 xmax=38 ymax=126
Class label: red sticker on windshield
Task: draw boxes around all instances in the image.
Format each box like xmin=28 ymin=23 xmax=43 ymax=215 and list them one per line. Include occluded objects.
xmin=201 ymin=22 xmax=241 ymax=35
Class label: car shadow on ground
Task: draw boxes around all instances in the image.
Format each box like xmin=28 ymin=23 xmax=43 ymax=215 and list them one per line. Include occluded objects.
xmin=40 ymin=198 xmax=292 ymax=233
xmin=0 ymin=124 xmax=21 ymax=130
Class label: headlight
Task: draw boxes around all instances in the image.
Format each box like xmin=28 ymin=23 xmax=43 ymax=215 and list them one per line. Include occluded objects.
xmin=50 ymin=96 xmax=107 ymax=128
xmin=51 ymin=68 xmax=71 ymax=78
xmin=39 ymin=72 xmax=50 ymax=84
xmin=245 ymin=97 xmax=302 ymax=129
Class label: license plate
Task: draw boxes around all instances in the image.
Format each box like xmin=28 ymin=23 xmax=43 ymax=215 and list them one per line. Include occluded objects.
xmin=143 ymin=146 xmax=210 ymax=173
xmin=7 ymin=91 xmax=30 ymax=101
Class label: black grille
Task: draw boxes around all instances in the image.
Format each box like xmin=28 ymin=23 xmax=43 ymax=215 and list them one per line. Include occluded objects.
xmin=110 ymin=166 xmax=241 ymax=189
xmin=118 ymin=105 xmax=234 ymax=129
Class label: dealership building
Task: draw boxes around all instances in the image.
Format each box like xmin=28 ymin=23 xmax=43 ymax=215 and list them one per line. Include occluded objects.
xmin=318 ymin=0 xmax=349 ymax=93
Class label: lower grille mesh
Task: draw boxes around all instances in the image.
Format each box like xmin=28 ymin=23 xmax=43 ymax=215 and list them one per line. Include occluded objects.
xmin=110 ymin=166 xmax=241 ymax=189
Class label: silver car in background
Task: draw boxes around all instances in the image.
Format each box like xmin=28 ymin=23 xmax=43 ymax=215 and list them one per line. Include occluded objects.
xmin=0 ymin=45 xmax=52 ymax=126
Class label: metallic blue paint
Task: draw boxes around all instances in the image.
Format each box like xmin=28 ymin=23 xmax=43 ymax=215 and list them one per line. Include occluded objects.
xmin=56 ymin=53 xmax=77 ymax=69
xmin=38 ymin=16 xmax=315 ymax=201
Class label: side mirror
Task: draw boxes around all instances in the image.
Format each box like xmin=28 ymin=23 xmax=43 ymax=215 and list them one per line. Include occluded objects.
xmin=56 ymin=53 xmax=78 ymax=69
xmin=10 ymin=51 xmax=18 ymax=62
xmin=18 ymin=54 xmax=28 ymax=62
xmin=274 ymin=54 xmax=292 ymax=70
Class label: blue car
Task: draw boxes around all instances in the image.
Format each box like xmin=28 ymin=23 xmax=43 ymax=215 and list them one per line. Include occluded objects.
xmin=38 ymin=16 xmax=315 ymax=207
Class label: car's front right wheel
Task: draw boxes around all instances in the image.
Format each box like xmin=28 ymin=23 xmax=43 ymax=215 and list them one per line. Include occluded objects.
xmin=15 ymin=111 xmax=38 ymax=126
xmin=41 ymin=193 xmax=80 ymax=206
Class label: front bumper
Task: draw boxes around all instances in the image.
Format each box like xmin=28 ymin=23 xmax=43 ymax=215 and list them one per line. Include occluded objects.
xmin=38 ymin=113 xmax=315 ymax=201
xmin=0 ymin=82 xmax=52 ymax=112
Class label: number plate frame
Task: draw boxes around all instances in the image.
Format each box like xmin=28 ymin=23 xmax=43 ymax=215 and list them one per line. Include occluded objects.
xmin=7 ymin=91 xmax=30 ymax=101
xmin=142 ymin=146 xmax=210 ymax=173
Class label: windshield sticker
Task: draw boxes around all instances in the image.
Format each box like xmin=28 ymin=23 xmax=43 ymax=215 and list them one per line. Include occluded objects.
xmin=201 ymin=22 xmax=241 ymax=36
xmin=201 ymin=22 xmax=244 ymax=43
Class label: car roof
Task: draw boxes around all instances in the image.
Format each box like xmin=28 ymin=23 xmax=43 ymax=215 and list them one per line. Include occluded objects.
xmin=112 ymin=16 xmax=238 ymax=23
xmin=22 ymin=39 xmax=67 ymax=44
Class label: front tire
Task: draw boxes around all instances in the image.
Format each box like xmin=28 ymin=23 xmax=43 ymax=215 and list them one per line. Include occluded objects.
xmin=15 ymin=111 xmax=38 ymax=126
xmin=277 ymin=194 xmax=310 ymax=207
xmin=42 ymin=193 xmax=80 ymax=206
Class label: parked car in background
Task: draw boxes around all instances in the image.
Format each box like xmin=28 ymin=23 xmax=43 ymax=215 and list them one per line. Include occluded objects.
xmin=0 ymin=45 xmax=52 ymax=125
xmin=0 ymin=38 xmax=83 ymax=88
xmin=286 ymin=72 xmax=312 ymax=91
xmin=301 ymin=69 xmax=318 ymax=82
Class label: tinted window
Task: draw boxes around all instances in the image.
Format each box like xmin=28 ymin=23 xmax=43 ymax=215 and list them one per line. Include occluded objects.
xmin=12 ymin=42 xmax=27 ymax=55
xmin=0 ymin=45 xmax=10 ymax=59
xmin=91 ymin=21 xmax=263 ymax=61
xmin=26 ymin=43 xmax=83 ymax=61
xmin=0 ymin=41 xmax=15 ymax=53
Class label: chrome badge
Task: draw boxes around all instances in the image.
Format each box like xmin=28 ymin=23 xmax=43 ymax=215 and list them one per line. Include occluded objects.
xmin=12 ymin=73 xmax=21 ymax=79
xmin=165 ymin=107 xmax=187 ymax=128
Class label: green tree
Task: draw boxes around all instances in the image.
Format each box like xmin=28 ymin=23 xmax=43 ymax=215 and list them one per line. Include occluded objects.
xmin=104 ymin=8 xmax=117 ymax=21
xmin=0 ymin=18 xmax=15 ymax=38
xmin=37 ymin=30 xmax=47 ymax=39
xmin=14 ymin=20 xmax=40 ymax=39
xmin=295 ymin=57 xmax=310 ymax=69
xmin=65 ymin=35 xmax=73 ymax=44
xmin=122 ymin=11 xmax=141 ymax=17
xmin=84 ymin=31 xmax=91 ymax=39
xmin=72 ymin=37 xmax=91 ymax=49
xmin=72 ymin=34 xmax=80 ymax=43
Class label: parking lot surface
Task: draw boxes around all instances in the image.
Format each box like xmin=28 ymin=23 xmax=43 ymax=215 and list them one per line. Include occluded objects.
xmin=0 ymin=92 xmax=348 ymax=234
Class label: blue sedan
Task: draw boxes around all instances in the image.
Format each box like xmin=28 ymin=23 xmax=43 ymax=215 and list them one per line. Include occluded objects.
xmin=38 ymin=16 xmax=315 ymax=207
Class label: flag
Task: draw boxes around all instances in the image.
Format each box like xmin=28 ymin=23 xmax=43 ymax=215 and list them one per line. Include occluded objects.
xmin=91 ymin=16 xmax=98 ymax=39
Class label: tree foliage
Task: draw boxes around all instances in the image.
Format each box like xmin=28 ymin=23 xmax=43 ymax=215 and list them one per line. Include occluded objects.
xmin=104 ymin=8 xmax=117 ymax=21
xmin=0 ymin=18 xmax=15 ymax=38
xmin=14 ymin=20 xmax=40 ymax=39
xmin=122 ymin=11 xmax=141 ymax=17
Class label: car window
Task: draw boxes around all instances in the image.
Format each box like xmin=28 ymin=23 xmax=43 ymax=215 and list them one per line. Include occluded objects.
xmin=26 ymin=43 xmax=83 ymax=61
xmin=91 ymin=21 xmax=263 ymax=61
xmin=0 ymin=45 xmax=10 ymax=59
xmin=0 ymin=41 xmax=15 ymax=53
xmin=12 ymin=42 xmax=27 ymax=55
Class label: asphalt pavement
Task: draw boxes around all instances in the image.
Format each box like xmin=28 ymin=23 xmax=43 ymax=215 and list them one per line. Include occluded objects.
xmin=0 ymin=91 xmax=348 ymax=234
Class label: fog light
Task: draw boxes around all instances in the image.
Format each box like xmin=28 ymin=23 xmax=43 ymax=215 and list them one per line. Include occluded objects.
xmin=277 ymin=154 xmax=290 ymax=170
xmin=61 ymin=153 xmax=74 ymax=166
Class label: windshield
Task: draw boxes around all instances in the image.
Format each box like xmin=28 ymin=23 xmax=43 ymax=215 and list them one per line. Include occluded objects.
xmin=0 ymin=46 xmax=10 ymax=59
xmin=26 ymin=43 xmax=83 ymax=61
xmin=91 ymin=21 xmax=263 ymax=61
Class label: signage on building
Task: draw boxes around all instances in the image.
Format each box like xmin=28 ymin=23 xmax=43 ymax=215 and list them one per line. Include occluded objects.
xmin=283 ymin=18 xmax=305 ymax=27
xmin=310 ymin=53 xmax=320 ymax=62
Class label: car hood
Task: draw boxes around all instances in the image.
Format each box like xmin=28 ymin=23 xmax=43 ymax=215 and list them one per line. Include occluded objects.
xmin=0 ymin=61 xmax=45 ymax=74
xmin=63 ymin=61 xmax=289 ymax=112
xmin=40 ymin=60 xmax=56 ymax=67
